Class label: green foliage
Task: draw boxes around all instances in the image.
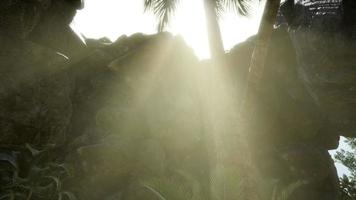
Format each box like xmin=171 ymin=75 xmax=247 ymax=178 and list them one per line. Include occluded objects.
xmin=0 ymin=144 xmax=76 ymax=200
xmin=335 ymin=138 xmax=356 ymax=200
xmin=339 ymin=175 xmax=356 ymax=200
xmin=335 ymin=139 xmax=356 ymax=177
xmin=139 ymin=167 xmax=305 ymax=200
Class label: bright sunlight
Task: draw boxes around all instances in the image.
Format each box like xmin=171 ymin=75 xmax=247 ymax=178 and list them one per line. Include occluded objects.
xmin=71 ymin=0 xmax=265 ymax=59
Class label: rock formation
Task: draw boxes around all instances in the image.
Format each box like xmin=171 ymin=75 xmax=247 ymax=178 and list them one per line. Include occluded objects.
xmin=227 ymin=26 xmax=340 ymax=200
xmin=1 ymin=0 xmax=355 ymax=200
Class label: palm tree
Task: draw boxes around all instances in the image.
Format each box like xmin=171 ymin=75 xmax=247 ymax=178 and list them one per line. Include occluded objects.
xmin=145 ymin=1 xmax=281 ymax=199
xmin=143 ymin=0 xmax=250 ymax=61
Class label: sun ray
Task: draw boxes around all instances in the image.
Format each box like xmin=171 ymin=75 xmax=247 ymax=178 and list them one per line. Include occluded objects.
xmin=72 ymin=0 xmax=264 ymax=59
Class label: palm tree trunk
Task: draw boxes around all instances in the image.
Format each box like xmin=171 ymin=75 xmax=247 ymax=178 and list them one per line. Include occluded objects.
xmin=203 ymin=0 xmax=225 ymax=61
xmin=240 ymin=0 xmax=281 ymax=126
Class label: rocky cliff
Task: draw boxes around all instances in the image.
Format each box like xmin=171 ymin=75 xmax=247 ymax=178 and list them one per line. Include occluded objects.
xmin=1 ymin=0 xmax=356 ymax=200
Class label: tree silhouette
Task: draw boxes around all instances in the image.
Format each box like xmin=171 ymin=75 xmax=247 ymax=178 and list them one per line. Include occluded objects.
xmin=143 ymin=0 xmax=251 ymax=60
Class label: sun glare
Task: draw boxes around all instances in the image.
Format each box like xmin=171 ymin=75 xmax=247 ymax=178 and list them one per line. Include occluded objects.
xmin=71 ymin=0 xmax=264 ymax=59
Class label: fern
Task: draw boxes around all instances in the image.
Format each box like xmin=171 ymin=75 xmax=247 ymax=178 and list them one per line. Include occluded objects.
xmin=0 ymin=144 xmax=76 ymax=200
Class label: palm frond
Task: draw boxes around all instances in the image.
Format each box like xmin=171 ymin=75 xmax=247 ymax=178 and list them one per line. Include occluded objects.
xmin=144 ymin=0 xmax=180 ymax=32
xmin=218 ymin=0 xmax=253 ymax=17
xmin=215 ymin=1 xmax=225 ymax=19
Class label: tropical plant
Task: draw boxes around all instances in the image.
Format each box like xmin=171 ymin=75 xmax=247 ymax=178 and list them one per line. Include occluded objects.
xmin=0 ymin=144 xmax=76 ymax=200
xmin=143 ymin=0 xmax=251 ymax=60
xmin=339 ymin=175 xmax=356 ymax=200
xmin=138 ymin=171 xmax=305 ymax=200
xmin=334 ymin=138 xmax=356 ymax=200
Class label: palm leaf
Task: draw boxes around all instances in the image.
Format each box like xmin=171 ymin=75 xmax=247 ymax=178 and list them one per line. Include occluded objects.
xmin=220 ymin=0 xmax=252 ymax=16
xmin=144 ymin=0 xmax=180 ymax=31
xmin=144 ymin=0 xmax=252 ymax=30
xmin=216 ymin=0 xmax=252 ymax=18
